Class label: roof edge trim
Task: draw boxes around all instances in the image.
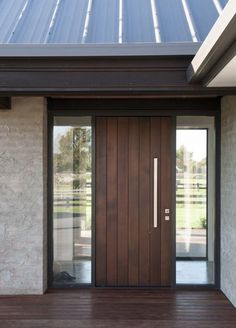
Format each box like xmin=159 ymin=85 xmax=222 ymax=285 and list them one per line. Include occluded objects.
xmin=0 ymin=43 xmax=201 ymax=57
xmin=188 ymin=0 xmax=236 ymax=84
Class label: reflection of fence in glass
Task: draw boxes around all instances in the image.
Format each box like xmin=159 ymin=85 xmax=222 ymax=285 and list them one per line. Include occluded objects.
xmin=54 ymin=178 xmax=92 ymax=259
xmin=53 ymin=119 xmax=92 ymax=285
xmin=176 ymin=129 xmax=207 ymax=258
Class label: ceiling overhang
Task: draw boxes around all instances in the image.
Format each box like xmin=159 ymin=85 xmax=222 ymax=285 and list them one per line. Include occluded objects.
xmin=187 ymin=0 xmax=236 ymax=88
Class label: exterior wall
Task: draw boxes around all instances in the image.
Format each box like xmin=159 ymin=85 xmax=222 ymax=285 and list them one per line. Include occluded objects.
xmin=221 ymin=96 xmax=236 ymax=307
xmin=1 ymin=94 xmax=236 ymax=298
xmin=0 ymin=97 xmax=47 ymax=294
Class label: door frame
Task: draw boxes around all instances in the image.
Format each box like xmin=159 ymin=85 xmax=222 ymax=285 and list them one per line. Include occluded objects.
xmin=47 ymin=97 xmax=221 ymax=289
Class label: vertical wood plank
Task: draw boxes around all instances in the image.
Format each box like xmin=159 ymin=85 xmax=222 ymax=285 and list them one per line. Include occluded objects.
xmin=95 ymin=117 xmax=107 ymax=286
xmin=160 ymin=117 xmax=173 ymax=286
xmin=139 ymin=118 xmax=150 ymax=285
xmin=106 ymin=118 xmax=118 ymax=286
xmin=128 ymin=118 xmax=139 ymax=286
xmin=150 ymin=117 xmax=162 ymax=285
xmin=96 ymin=115 xmax=172 ymax=288
xmin=117 ymin=118 xmax=129 ymax=285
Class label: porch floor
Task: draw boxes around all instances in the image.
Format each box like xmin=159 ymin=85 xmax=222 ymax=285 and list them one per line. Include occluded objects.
xmin=0 ymin=289 xmax=235 ymax=328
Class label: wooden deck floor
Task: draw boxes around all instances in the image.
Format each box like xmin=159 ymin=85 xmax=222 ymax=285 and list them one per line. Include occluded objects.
xmin=0 ymin=289 xmax=236 ymax=327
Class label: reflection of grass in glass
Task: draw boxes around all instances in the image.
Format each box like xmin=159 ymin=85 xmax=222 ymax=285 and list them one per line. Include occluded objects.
xmin=176 ymin=186 xmax=206 ymax=229
xmin=176 ymin=206 xmax=206 ymax=229
xmin=177 ymin=178 xmax=206 ymax=184
xmin=54 ymin=204 xmax=91 ymax=213
xmin=55 ymin=185 xmax=91 ymax=191
xmin=54 ymin=178 xmax=92 ymax=230
xmin=85 ymin=205 xmax=92 ymax=230
xmin=177 ymin=189 xmax=206 ymax=196
xmin=54 ymin=196 xmax=91 ymax=214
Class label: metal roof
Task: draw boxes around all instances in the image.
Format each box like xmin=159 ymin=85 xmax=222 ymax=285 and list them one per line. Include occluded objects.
xmin=0 ymin=0 xmax=229 ymax=44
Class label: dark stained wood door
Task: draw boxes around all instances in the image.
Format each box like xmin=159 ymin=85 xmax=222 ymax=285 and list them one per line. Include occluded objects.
xmin=96 ymin=117 xmax=173 ymax=287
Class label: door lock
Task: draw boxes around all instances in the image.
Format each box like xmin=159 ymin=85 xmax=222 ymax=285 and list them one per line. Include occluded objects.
xmin=164 ymin=209 xmax=170 ymax=221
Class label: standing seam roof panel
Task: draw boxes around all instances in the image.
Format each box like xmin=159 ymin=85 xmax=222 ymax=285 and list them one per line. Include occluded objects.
xmin=219 ymin=0 xmax=229 ymax=7
xmin=0 ymin=0 xmax=27 ymax=43
xmin=123 ymin=0 xmax=155 ymax=43
xmin=155 ymin=0 xmax=193 ymax=42
xmin=187 ymin=0 xmax=219 ymax=41
xmin=86 ymin=0 xmax=119 ymax=43
xmin=0 ymin=0 xmax=229 ymax=44
xmin=48 ymin=0 xmax=88 ymax=43
xmin=9 ymin=0 xmax=58 ymax=43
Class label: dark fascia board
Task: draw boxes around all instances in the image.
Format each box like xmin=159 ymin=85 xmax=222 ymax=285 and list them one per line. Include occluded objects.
xmin=187 ymin=1 xmax=236 ymax=85
xmin=0 ymin=43 xmax=201 ymax=57
xmin=0 ymin=55 xmax=235 ymax=97
xmin=0 ymin=97 xmax=11 ymax=109
xmin=48 ymin=97 xmax=221 ymax=112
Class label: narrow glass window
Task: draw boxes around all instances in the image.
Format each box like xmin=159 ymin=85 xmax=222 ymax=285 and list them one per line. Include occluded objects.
xmin=53 ymin=117 xmax=92 ymax=285
xmin=176 ymin=117 xmax=215 ymax=285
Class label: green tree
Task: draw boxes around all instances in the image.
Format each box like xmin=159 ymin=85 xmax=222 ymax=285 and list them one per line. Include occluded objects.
xmin=176 ymin=145 xmax=194 ymax=172
xmin=177 ymin=145 xmax=206 ymax=174
xmin=55 ymin=127 xmax=91 ymax=174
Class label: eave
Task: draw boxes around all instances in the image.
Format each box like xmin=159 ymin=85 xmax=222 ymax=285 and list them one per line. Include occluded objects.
xmin=188 ymin=0 xmax=236 ymax=88
xmin=0 ymin=55 xmax=235 ymax=97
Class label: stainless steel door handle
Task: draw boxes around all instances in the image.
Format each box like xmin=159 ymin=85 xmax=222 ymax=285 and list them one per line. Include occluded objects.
xmin=154 ymin=157 xmax=158 ymax=228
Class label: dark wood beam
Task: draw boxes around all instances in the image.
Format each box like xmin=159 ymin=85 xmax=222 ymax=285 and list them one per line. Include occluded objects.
xmin=0 ymin=56 xmax=235 ymax=96
xmin=48 ymin=97 xmax=220 ymax=112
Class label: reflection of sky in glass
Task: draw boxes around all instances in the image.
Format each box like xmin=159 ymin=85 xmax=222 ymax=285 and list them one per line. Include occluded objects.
xmin=177 ymin=130 xmax=207 ymax=161
xmin=54 ymin=126 xmax=70 ymax=154
xmin=54 ymin=126 xmax=70 ymax=136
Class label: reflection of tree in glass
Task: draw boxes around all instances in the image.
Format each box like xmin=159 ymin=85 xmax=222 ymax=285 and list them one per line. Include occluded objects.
xmin=176 ymin=145 xmax=206 ymax=174
xmin=54 ymin=127 xmax=91 ymax=188
xmin=55 ymin=127 xmax=91 ymax=172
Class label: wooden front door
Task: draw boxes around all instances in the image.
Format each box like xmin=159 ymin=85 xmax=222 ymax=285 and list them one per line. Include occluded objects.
xmin=95 ymin=117 xmax=173 ymax=287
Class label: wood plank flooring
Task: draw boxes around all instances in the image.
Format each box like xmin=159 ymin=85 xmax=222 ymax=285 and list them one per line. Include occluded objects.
xmin=0 ymin=289 xmax=236 ymax=328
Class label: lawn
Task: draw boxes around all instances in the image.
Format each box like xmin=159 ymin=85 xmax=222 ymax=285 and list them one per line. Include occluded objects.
xmin=176 ymin=205 xmax=206 ymax=229
xmin=176 ymin=186 xmax=207 ymax=229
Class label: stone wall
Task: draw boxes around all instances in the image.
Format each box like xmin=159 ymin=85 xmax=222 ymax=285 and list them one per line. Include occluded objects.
xmin=221 ymin=96 xmax=236 ymax=307
xmin=0 ymin=97 xmax=47 ymax=294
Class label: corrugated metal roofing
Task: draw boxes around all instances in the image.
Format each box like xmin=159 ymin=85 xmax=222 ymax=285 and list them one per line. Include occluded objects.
xmin=0 ymin=0 xmax=229 ymax=44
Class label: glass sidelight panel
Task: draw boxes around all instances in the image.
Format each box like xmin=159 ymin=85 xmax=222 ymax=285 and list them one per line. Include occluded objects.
xmin=176 ymin=117 xmax=215 ymax=285
xmin=176 ymin=129 xmax=207 ymax=259
xmin=53 ymin=117 xmax=92 ymax=285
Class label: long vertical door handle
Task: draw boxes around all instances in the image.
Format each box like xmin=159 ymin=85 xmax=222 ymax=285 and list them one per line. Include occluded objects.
xmin=154 ymin=157 xmax=158 ymax=228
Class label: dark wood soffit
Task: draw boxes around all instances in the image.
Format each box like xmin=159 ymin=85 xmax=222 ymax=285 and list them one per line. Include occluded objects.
xmin=0 ymin=97 xmax=11 ymax=109
xmin=0 ymin=56 xmax=235 ymax=96
xmin=48 ymin=97 xmax=220 ymax=113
